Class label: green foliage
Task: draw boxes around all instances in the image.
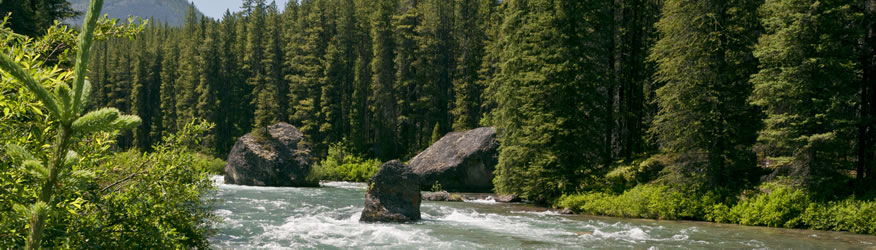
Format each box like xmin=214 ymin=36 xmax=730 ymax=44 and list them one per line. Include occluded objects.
xmin=649 ymin=0 xmax=763 ymax=190
xmin=0 ymin=1 xmax=213 ymax=247
xmin=801 ymin=199 xmax=876 ymax=235
xmin=718 ymin=183 xmax=810 ymax=228
xmin=604 ymin=154 xmax=668 ymax=193
xmin=558 ymin=185 xmax=722 ymax=220
xmin=310 ymin=140 xmax=380 ymax=182
xmin=63 ymin=121 xmax=217 ymax=248
xmin=430 ymin=181 xmax=443 ymax=192
xmin=192 ymin=152 xmax=227 ymax=175
xmin=559 ymin=182 xmax=876 ymax=235
xmin=489 ymin=0 xmax=613 ymax=203
xmin=0 ymin=0 xmax=77 ymax=37
xmin=750 ymin=0 xmax=870 ymax=188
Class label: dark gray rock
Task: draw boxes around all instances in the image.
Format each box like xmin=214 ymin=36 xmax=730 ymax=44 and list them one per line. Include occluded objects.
xmin=360 ymin=160 xmax=421 ymax=222
xmin=408 ymin=127 xmax=498 ymax=192
xmin=224 ymin=123 xmax=317 ymax=187
xmin=422 ymin=191 xmax=451 ymax=201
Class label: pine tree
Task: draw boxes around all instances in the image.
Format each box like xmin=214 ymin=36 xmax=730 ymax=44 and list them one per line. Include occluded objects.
xmin=609 ymin=0 xmax=662 ymax=160
xmin=393 ymin=0 xmax=419 ymax=156
xmin=750 ymin=0 xmax=870 ymax=191
xmin=287 ymin=0 xmax=329 ymax=152
xmin=159 ymin=28 xmax=180 ymax=135
xmin=196 ymin=18 xmax=221 ymax=152
xmin=131 ymin=23 xmax=162 ymax=151
xmin=321 ymin=0 xmax=357 ymax=152
xmin=349 ymin=0 xmax=374 ymax=155
xmin=0 ymin=0 xmax=78 ymax=36
xmin=451 ymin=0 xmax=490 ymax=131
xmin=175 ymin=4 xmax=204 ymax=129
xmin=413 ymin=0 xmax=455 ymax=151
xmin=489 ymin=0 xmax=613 ymax=202
xmin=369 ymin=0 xmax=398 ymax=160
xmin=215 ymin=10 xmax=243 ymax=155
xmin=246 ymin=0 xmax=270 ymax=132
xmin=650 ymin=0 xmax=762 ymax=190
xmin=250 ymin=1 xmax=287 ymax=135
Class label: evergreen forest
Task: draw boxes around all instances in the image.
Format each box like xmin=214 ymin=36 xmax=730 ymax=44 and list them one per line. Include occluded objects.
xmin=3 ymin=0 xmax=876 ymax=247
xmin=90 ymin=0 xmax=875 ymax=201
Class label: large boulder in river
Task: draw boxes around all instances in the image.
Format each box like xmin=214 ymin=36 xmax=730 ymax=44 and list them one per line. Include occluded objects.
xmin=360 ymin=160 xmax=421 ymax=223
xmin=224 ymin=123 xmax=318 ymax=187
xmin=409 ymin=127 xmax=498 ymax=192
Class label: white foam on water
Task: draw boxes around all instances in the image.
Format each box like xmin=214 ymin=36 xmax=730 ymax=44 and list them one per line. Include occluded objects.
xmin=244 ymin=205 xmax=444 ymax=249
xmin=320 ymin=181 xmax=368 ymax=190
xmin=214 ymin=209 xmax=233 ymax=216
xmin=590 ymin=227 xmax=651 ymax=243
xmin=463 ymin=196 xmax=497 ymax=204
xmin=574 ymin=222 xmax=715 ymax=247
xmin=236 ymin=197 xmax=292 ymax=208
xmin=428 ymin=206 xmax=575 ymax=246
xmin=510 ymin=210 xmax=562 ymax=216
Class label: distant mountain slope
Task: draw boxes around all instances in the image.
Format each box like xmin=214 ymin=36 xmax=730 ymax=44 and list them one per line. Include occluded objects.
xmin=67 ymin=0 xmax=203 ymax=26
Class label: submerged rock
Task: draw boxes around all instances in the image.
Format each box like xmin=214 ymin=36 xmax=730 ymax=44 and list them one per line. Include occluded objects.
xmin=224 ymin=123 xmax=317 ymax=187
xmin=422 ymin=191 xmax=451 ymax=201
xmin=495 ymin=194 xmax=521 ymax=203
xmin=408 ymin=127 xmax=499 ymax=192
xmin=559 ymin=208 xmax=574 ymax=215
xmin=360 ymin=160 xmax=421 ymax=223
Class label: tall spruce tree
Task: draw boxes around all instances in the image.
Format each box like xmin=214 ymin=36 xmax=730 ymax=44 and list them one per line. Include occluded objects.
xmin=370 ymin=0 xmax=398 ymax=160
xmin=159 ymin=28 xmax=179 ymax=135
xmin=451 ymin=0 xmax=490 ymax=131
xmin=393 ymin=0 xmax=420 ymax=156
xmin=321 ymin=0 xmax=357 ymax=152
xmin=349 ymin=0 xmax=374 ymax=155
xmin=609 ymin=0 xmax=662 ymax=160
xmin=413 ymin=0 xmax=455 ymax=152
xmin=287 ymin=0 xmax=329 ymax=152
xmin=246 ymin=0 xmax=271 ymax=132
xmin=489 ymin=0 xmax=612 ymax=202
xmin=196 ymin=18 xmax=221 ymax=152
xmin=750 ymin=0 xmax=873 ymax=192
xmin=650 ymin=0 xmax=763 ymax=190
xmin=175 ymin=4 xmax=204 ymax=129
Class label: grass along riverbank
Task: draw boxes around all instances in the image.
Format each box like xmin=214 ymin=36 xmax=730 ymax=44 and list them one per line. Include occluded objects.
xmin=557 ymin=183 xmax=876 ymax=235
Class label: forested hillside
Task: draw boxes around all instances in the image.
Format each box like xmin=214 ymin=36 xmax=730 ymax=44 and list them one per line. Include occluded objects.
xmin=66 ymin=0 xmax=202 ymax=26
xmin=88 ymin=0 xmax=875 ymax=207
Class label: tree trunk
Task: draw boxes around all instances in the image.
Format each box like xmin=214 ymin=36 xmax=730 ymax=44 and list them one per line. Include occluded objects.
xmin=859 ymin=0 xmax=876 ymax=184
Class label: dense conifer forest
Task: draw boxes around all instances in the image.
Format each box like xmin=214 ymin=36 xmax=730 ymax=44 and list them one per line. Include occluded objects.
xmin=89 ymin=0 xmax=875 ymax=201
xmin=3 ymin=0 xmax=876 ymax=247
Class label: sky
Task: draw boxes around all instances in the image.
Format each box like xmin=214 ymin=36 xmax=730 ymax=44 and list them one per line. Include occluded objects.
xmin=190 ymin=0 xmax=291 ymax=19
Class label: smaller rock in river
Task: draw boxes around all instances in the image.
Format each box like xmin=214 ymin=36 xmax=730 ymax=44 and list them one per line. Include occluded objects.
xmin=360 ymin=160 xmax=421 ymax=223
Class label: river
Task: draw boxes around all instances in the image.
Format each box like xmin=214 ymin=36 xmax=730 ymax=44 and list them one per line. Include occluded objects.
xmin=208 ymin=176 xmax=876 ymax=249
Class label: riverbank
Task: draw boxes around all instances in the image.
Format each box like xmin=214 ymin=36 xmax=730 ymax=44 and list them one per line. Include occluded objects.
xmin=556 ymin=183 xmax=876 ymax=236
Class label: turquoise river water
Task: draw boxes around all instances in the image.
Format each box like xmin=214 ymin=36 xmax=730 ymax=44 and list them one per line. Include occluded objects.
xmin=208 ymin=176 xmax=876 ymax=249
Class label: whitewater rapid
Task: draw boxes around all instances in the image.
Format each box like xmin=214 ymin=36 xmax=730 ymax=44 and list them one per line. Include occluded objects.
xmin=208 ymin=176 xmax=876 ymax=249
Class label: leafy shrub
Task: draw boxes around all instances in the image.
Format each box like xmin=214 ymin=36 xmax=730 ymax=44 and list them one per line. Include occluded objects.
xmin=61 ymin=121 xmax=218 ymax=248
xmin=801 ymin=199 xmax=876 ymax=234
xmin=1 ymin=121 xmax=218 ymax=248
xmin=310 ymin=140 xmax=380 ymax=182
xmin=0 ymin=9 xmax=214 ymax=247
xmin=192 ymin=153 xmax=226 ymax=175
xmin=431 ymin=181 xmax=444 ymax=192
xmin=710 ymin=182 xmax=876 ymax=234
xmin=558 ymin=185 xmax=719 ymax=220
xmin=604 ymin=154 xmax=668 ymax=193
xmin=725 ymin=183 xmax=810 ymax=228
